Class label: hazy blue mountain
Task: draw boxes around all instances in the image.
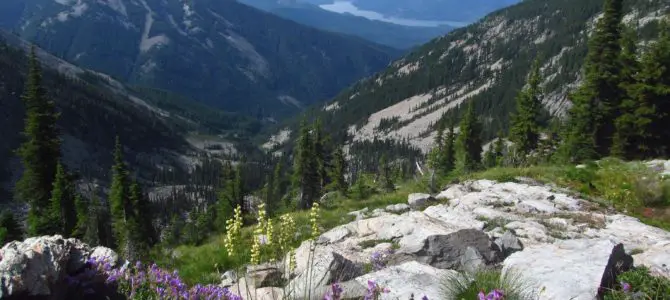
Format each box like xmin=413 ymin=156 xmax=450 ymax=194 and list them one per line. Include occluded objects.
xmin=238 ymin=0 xmax=453 ymax=49
xmin=0 ymin=0 xmax=399 ymax=118
xmin=302 ymin=0 xmax=521 ymax=23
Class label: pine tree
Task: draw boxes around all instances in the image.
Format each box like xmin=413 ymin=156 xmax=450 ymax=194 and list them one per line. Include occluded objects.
xmin=379 ymin=154 xmax=394 ymax=192
xmin=48 ymin=161 xmax=76 ymax=235
xmin=109 ymin=136 xmax=129 ymax=250
xmin=611 ymin=26 xmax=642 ymax=158
xmin=264 ymin=172 xmax=277 ymax=217
xmin=561 ymin=0 xmax=624 ymax=162
xmin=72 ymin=193 xmax=88 ymax=239
xmin=330 ymin=147 xmax=348 ymax=194
xmin=312 ymin=118 xmax=331 ymax=192
xmin=15 ymin=47 xmax=62 ymax=236
xmin=509 ymin=59 xmax=542 ymax=159
xmin=428 ymin=121 xmax=446 ymax=171
xmin=0 ymin=211 xmax=23 ymax=244
xmin=614 ymin=21 xmax=670 ymax=158
xmin=130 ymin=180 xmax=156 ymax=249
xmin=272 ymin=160 xmax=287 ymax=209
xmin=293 ymin=119 xmax=318 ymax=209
xmin=441 ymin=123 xmax=456 ymax=175
xmin=484 ymin=132 xmax=506 ymax=168
xmin=456 ymin=101 xmax=483 ymax=173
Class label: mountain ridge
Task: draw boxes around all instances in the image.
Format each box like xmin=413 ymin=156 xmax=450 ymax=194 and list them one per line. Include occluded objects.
xmin=0 ymin=0 xmax=399 ymax=118
xmin=266 ymin=0 xmax=669 ymax=155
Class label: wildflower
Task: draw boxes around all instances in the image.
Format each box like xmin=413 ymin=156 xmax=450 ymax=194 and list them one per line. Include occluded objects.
xmin=225 ymin=205 xmax=243 ymax=257
xmin=370 ymin=248 xmax=394 ymax=271
xmin=621 ymin=281 xmax=631 ymax=293
xmin=421 ymin=296 xmax=428 ymax=300
xmin=310 ymin=202 xmax=321 ymax=239
xmin=278 ymin=214 xmax=297 ymax=253
xmin=364 ymin=279 xmax=390 ymax=300
xmin=324 ymin=282 xmax=344 ymax=300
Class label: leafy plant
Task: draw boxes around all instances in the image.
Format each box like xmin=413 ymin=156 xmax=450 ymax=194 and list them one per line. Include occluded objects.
xmin=603 ymin=266 xmax=670 ymax=300
xmin=440 ymin=269 xmax=539 ymax=300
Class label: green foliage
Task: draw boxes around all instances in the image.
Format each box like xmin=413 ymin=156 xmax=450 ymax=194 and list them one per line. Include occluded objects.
xmin=509 ymin=59 xmax=542 ymax=160
xmin=15 ymin=47 xmax=62 ymax=236
xmin=560 ymin=0 xmax=625 ymax=162
xmin=0 ymin=210 xmax=23 ymax=245
xmin=351 ymin=173 xmax=376 ymax=200
xmin=612 ymin=20 xmax=670 ymax=159
xmin=456 ymin=101 xmax=483 ymax=173
xmin=379 ymin=155 xmax=395 ymax=192
xmin=440 ymin=269 xmax=538 ymax=300
xmin=48 ymin=161 xmax=77 ymax=236
xmin=484 ymin=132 xmax=506 ymax=169
xmin=604 ymin=266 xmax=670 ymax=299
xmin=109 ymin=136 xmax=129 ymax=250
xmin=71 ymin=193 xmax=88 ymax=239
xmin=328 ymin=147 xmax=348 ymax=194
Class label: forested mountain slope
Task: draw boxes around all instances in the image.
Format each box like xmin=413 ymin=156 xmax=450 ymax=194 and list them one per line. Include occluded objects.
xmin=0 ymin=31 xmax=258 ymax=199
xmin=274 ymin=0 xmax=669 ymax=154
xmin=0 ymin=0 xmax=398 ymax=118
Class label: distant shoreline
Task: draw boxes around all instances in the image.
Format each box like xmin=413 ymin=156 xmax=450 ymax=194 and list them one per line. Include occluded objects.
xmin=319 ymin=1 xmax=470 ymax=28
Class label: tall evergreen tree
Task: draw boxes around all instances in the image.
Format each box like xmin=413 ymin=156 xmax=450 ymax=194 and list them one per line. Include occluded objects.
xmin=72 ymin=193 xmax=88 ymax=239
xmin=379 ymin=154 xmax=394 ymax=192
xmin=484 ymin=132 xmax=505 ymax=169
xmin=293 ymin=119 xmax=318 ymax=209
xmin=613 ymin=21 xmax=670 ymax=158
xmin=611 ymin=26 xmax=642 ymax=158
xmin=312 ymin=118 xmax=331 ymax=192
xmin=441 ymin=123 xmax=456 ymax=175
xmin=130 ymin=180 xmax=156 ymax=249
xmin=561 ymin=0 xmax=624 ymax=162
xmin=428 ymin=121 xmax=446 ymax=172
xmin=264 ymin=172 xmax=277 ymax=217
xmin=15 ymin=47 xmax=62 ymax=236
xmin=330 ymin=147 xmax=348 ymax=194
xmin=272 ymin=160 xmax=287 ymax=208
xmin=456 ymin=101 xmax=483 ymax=173
xmin=48 ymin=161 xmax=77 ymax=235
xmin=109 ymin=136 xmax=129 ymax=250
xmin=509 ymin=59 xmax=542 ymax=159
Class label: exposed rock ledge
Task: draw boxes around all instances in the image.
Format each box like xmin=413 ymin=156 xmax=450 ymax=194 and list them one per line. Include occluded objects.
xmin=271 ymin=180 xmax=669 ymax=299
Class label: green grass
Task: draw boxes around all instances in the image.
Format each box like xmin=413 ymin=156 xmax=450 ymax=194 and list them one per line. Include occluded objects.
xmin=440 ymin=268 xmax=539 ymax=300
xmin=154 ymin=177 xmax=431 ymax=285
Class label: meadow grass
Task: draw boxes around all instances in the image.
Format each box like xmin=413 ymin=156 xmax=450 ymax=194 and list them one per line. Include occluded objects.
xmin=440 ymin=268 xmax=539 ymax=300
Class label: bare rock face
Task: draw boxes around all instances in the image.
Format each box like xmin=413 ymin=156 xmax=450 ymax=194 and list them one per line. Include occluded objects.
xmin=0 ymin=235 xmax=118 ymax=299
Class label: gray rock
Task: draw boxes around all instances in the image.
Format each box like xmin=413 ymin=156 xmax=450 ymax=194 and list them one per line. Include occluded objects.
xmin=317 ymin=227 xmax=351 ymax=245
xmin=407 ymin=193 xmax=435 ymax=209
xmin=461 ymin=246 xmax=485 ymax=275
xmin=396 ymin=229 xmax=501 ymax=270
xmin=385 ymin=203 xmax=410 ymax=214
xmin=0 ymin=235 xmax=117 ymax=298
xmin=356 ymin=261 xmax=459 ymax=300
xmin=494 ymin=231 xmax=523 ymax=258
xmin=247 ymin=262 xmax=284 ymax=288
xmin=347 ymin=207 xmax=368 ymax=221
xmin=220 ymin=270 xmax=238 ymax=287
xmin=502 ymin=238 xmax=621 ymax=299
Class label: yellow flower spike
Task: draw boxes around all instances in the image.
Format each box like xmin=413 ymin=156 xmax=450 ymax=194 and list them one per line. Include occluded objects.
xmin=310 ymin=202 xmax=321 ymax=239
xmin=224 ymin=205 xmax=243 ymax=258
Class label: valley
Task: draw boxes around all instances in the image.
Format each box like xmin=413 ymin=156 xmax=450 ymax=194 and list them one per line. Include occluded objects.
xmin=1 ymin=0 xmax=670 ymax=299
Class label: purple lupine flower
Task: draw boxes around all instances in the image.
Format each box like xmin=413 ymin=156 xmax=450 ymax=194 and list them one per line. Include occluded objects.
xmin=621 ymin=281 xmax=631 ymax=293
xmin=324 ymin=282 xmax=344 ymax=300
xmin=478 ymin=291 xmax=487 ymax=300
xmin=421 ymin=295 xmax=428 ymax=300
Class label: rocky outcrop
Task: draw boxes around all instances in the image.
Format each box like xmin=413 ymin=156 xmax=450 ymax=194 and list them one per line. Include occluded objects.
xmin=0 ymin=235 xmax=118 ymax=299
xmin=268 ymin=179 xmax=670 ymax=299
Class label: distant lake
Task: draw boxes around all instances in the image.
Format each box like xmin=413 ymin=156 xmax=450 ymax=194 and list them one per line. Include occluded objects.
xmin=319 ymin=1 xmax=468 ymax=27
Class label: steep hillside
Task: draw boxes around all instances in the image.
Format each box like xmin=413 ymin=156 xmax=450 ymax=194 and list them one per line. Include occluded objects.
xmin=0 ymin=0 xmax=399 ymax=118
xmin=277 ymin=0 xmax=669 ymax=154
xmin=238 ymin=0 xmax=453 ymax=49
xmin=0 ymin=31 xmax=259 ymax=199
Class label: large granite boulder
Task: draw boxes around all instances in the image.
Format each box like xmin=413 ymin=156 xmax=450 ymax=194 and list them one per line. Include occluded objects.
xmin=0 ymin=235 xmax=118 ymax=299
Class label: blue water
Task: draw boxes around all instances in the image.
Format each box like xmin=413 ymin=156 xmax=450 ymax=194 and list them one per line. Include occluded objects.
xmin=318 ymin=1 xmax=468 ymax=27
